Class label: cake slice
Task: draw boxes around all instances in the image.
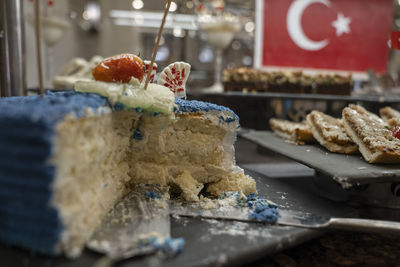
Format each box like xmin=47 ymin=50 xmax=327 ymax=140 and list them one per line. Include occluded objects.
xmin=0 ymin=91 xmax=256 ymax=257
xmin=342 ymin=104 xmax=400 ymax=163
xmin=269 ymin=118 xmax=315 ymax=145
xmin=0 ymin=55 xmax=256 ymax=257
xmin=306 ymin=111 xmax=358 ymax=154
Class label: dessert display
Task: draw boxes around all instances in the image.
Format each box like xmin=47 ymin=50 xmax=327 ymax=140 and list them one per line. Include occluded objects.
xmin=223 ymin=68 xmax=353 ymax=95
xmin=271 ymin=105 xmax=400 ymax=163
xmin=342 ymin=105 xmax=400 ymax=163
xmin=306 ymin=111 xmax=358 ymax=154
xmin=269 ymin=118 xmax=315 ymax=145
xmin=0 ymin=54 xmax=256 ymax=257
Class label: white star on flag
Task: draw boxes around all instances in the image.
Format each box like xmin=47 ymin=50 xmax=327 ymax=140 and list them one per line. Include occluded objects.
xmin=332 ymin=12 xmax=351 ymax=37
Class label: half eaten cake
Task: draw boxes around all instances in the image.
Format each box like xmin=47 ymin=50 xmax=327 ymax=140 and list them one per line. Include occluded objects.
xmin=0 ymin=92 xmax=255 ymax=256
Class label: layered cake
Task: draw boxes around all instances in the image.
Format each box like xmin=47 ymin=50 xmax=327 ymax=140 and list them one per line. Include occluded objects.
xmin=0 ymin=55 xmax=256 ymax=257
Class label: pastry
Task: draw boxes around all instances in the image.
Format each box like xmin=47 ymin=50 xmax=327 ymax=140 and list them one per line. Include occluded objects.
xmin=342 ymin=104 xmax=400 ymax=163
xmin=269 ymin=118 xmax=315 ymax=145
xmin=306 ymin=111 xmax=358 ymax=154
xmin=380 ymin=106 xmax=400 ymax=127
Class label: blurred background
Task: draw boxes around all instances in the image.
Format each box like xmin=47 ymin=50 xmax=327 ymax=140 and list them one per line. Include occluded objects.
xmin=1 ymin=0 xmax=400 ymax=129
xmin=1 ymin=0 xmax=399 ymax=94
xmin=18 ymin=0 xmax=256 ymax=92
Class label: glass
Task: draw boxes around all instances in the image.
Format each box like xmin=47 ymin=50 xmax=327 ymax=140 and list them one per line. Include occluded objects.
xmin=26 ymin=0 xmax=71 ymax=89
xmin=198 ymin=7 xmax=240 ymax=92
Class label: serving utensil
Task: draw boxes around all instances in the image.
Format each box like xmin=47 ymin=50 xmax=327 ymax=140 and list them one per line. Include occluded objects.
xmin=171 ymin=201 xmax=400 ymax=234
xmin=87 ymin=185 xmax=170 ymax=267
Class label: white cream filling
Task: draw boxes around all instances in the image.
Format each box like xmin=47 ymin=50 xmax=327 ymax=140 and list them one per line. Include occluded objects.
xmin=74 ymin=78 xmax=175 ymax=114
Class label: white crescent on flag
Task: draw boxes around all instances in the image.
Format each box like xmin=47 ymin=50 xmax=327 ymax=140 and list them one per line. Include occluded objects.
xmin=287 ymin=0 xmax=330 ymax=51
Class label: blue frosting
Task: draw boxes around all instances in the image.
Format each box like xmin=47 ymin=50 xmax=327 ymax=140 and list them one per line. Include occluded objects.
xmin=0 ymin=91 xmax=238 ymax=255
xmin=0 ymin=91 xmax=108 ymax=127
xmin=0 ymin=91 xmax=107 ymax=255
xmin=217 ymin=191 xmax=280 ymax=223
xmin=132 ymin=129 xmax=143 ymax=141
xmin=138 ymin=236 xmax=185 ymax=256
xmin=175 ymin=98 xmax=239 ymax=124
xmin=144 ymin=191 xmax=162 ymax=199
xmin=246 ymin=193 xmax=280 ymax=223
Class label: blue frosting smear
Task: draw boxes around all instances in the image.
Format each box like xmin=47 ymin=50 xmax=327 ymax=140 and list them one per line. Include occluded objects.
xmin=246 ymin=193 xmax=280 ymax=223
xmin=132 ymin=129 xmax=143 ymax=141
xmin=145 ymin=191 xmax=162 ymax=199
xmin=174 ymin=98 xmax=239 ymax=124
xmin=217 ymin=191 xmax=280 ymax=223
xmin=138 ymin=236 xmax=185 ymax=256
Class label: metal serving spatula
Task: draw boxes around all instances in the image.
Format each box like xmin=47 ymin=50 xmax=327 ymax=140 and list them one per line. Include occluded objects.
xmin=87 ymin=185 xmax=170 ymax=267
xmin=171 ymin=202 xmax=400 ymax=234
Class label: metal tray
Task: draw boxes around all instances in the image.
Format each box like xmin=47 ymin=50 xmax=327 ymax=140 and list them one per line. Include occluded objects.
xmin=240 ymin=130 xmax=400 ymax=188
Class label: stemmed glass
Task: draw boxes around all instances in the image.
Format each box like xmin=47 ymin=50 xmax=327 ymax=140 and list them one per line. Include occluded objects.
xmin=198 ymin=5 xmax=240 ymax=93
xmin=26 ymin=0 xmax=71 ymax=89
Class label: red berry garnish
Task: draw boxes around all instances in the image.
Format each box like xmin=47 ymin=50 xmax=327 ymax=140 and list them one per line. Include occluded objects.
xmin=392 ymin=126 xmax=400 ymax=139
xmin=92 ymin=54 xmax=145 ymax=83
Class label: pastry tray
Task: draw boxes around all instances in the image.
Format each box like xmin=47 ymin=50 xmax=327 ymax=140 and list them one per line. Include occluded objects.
xmin=239 ymin=130 xmax=400 ymax=188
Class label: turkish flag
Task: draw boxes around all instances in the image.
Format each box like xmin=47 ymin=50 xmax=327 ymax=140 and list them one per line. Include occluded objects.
xmin=258 ymin=0 xmax=393 ymax=73
xmin=391 ymin=31 xmax=400 ymax=50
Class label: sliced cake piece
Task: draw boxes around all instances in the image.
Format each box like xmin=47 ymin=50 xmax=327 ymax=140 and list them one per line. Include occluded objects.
xmin=306 ymin=111 xmax=358 ymax=154
xmin=0 ymin=55 xmax=257 ymax=257
xmin=269 ymin=118 xmax=315 ymax=145
xmin=0 ymin=91 xmax=257 ymax=257
xmin=342 ymin=104 xmax=400 ymax=163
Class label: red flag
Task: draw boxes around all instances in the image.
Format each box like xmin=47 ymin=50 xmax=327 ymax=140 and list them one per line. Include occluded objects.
xmin=391 ymin=31 xmax=400 ymax=50
xmin=257 ymin=0 xmax=393 ymax=73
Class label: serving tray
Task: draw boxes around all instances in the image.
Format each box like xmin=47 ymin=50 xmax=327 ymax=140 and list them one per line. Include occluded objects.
xmin=240 ymin=130 xmax=400 ymax=188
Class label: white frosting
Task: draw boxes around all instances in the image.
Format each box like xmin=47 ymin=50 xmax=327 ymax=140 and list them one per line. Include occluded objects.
xmin=74 ymin=78 xmax=175 ymax=114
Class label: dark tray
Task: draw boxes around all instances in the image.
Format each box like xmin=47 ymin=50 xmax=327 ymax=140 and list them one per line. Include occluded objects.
xmin=240 ymin=130 xmax=400 ymax=188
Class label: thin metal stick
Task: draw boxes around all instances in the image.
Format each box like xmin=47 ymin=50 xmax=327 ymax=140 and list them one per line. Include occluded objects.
xmin=34 ymin=0 xmax=44 ymax=97
xmin=144 ymin=0 xmax=171 ymax=90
